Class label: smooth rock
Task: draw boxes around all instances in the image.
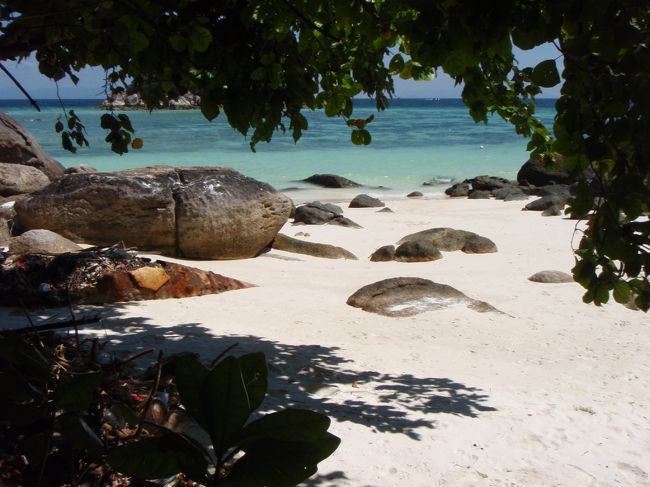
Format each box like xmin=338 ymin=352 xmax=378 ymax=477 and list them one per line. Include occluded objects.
xmin=398 ymin=227 xmax=497 ymax=254
xmin=445 ymin=182 xmax=471 ymax=197
xmin=9 ymin=229 xmax=82 ymax=255
xmin=0 ymin=162 xmax=50 ymax=196
xmin=517 ymin=154 xmax=579 ymax=186
xmin=349 ymin=194 xmax=384 ymax=208
xmin=369 ymin=245 xmax=395 ymax=262
xmin=347 ymin=277 xmax=502 ymax=317
xmin=394 ymin=240 xmax=442 ymax=262
xmin=0 ymin=201 xmax=15 ymax=221
xmin=64 ymin=165 xmax=98 ymax=175
xmin=528 ymin=270 xmax=574 ymax=283
xmin=377 ymin=207 xmax=394 ymax=213
xmin=524 ymin=195 xmax=568 ymax=212
xmin=302 ymin=174 xmax=361 ymax=188
xmin=542 ymin=205 xmax=564 ymax=216
xmin=407 ymin=191 xmax=423 ymax=198
xmin=493 ymin=187 xmax=527 ymax=201
xmin=468 ymin=190 xmax=491 ymax=199
xmin=271 ymin=233 xmax=357 ymax=260
xmin=294 ymin=202 xmax=361 ymax=228
xmin=0 ymin=113 xmax=65 ymax=180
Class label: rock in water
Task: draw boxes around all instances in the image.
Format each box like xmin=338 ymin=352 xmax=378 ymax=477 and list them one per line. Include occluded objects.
xmin=398 ymin=227 xmax=497 ymax=254
xmin=0 ymin=113 xmax=65 ymax=180
xmin=302 ymin=174 xmax=361 ymax=188
xmin=271 ymin=233 xmax=357 ymax=260
xmin=14 ymin=166 xmax=292 ymax=259
xmin=347 ymin=277 xmax=502 ymax=317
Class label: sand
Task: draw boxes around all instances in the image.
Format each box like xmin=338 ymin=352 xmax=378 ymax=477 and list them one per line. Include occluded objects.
xmin=4 ymin=194 xmax=650 ymax=486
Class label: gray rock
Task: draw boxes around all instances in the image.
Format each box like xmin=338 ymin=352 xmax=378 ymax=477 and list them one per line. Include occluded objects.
xmin=394 ymin=240 xmax=442 ymax=262
xmin=542 ymin=205 xmax=564 ymax=216
xmin=522 ymin=184 xmax=572 ymax=198
xmin=407 ymin=191 xmax=423 ymax=198
xmin=493 ymin=187 xmax=528 ymax=201
xmin=468 ymin=175 xmax=514 ymax=191
xmin=64 ymin=165 xmax=98 ymax=175
xmin=0 ymin=201 xmax=16 ymax=221
xmin=302 ymin=174 xmax=361 ymax=188
xmin=346 ymin=277 xmax=502 ymax=317
xmin=349 ymin=194 xmax=385 ymax=208
xmin=0 ymin=113 xmax=65 ymax=180
xmin=9 ymin=229 xmax=82 ymax=255
xmin=377 ymin=207 xmax=393 ymax=213
xmin=0 ymin=162 xmax=50 ymax=196
xmin=14 ymin=166 xmax=291 ymax=259
xmin=271 ymin=233 xmax=357 ymax=260
xmin=528 ymin=270 xmax=574 ymax=283
xmin=468 ymin=190 xmax=491 ymax=199
xmin=445 ymin=182 xmax=471 ymax=197
xmin=369 ymin=245 xmax=395 ymax=262
xmin=524 ymin=195 xmax=568 ymax=211
xmin=517 ymin=154 xmax=589 ymax=186
xmin=294 ymin=202 xmax=361 ymax=228
xmin=0 ymin=218 xmax=10 ymax=247
xmin=398 ymin=227 xmax=497 ymax=254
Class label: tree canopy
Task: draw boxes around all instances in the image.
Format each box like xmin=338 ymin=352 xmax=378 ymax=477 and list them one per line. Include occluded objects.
xmin=0 ymin=0 xmax=648 ymax=309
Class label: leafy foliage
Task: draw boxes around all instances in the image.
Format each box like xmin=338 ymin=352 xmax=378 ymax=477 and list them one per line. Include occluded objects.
xmin=0 ymin=332 xmax=338 ymax=486
xmin=0 ymin=1 xmax=648 ymax=306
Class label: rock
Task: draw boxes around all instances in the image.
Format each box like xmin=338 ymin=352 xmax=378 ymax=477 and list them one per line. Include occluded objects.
xmin=521 ymin=184 xmax=572 ymax=198
xmin=14 ymin=166 xmax=291 ymax=259
xmin=398 ymin=227 xmax=497 ymax=254
xmin=0 ymin=113 xmax=65 ymax=180
xmin=346 ymin=277 xmax=502 ymax=317
xmin=445 ymin=182 xmax=471 ymax=197
xmin=64 ymin=165 xmax=98 ymax=175
xmin=377 ymin=207 xmax=393 ymax=213
xmin=128 ymin=266 xmax=170 ymax=291
xmin=394 ymin=240 xmax=442 ymax=262
xmin=542 ymin=205 xmax=564 ymax=216
xmin=9 ymin=229 xmax=82 ymax=255
xmin=423 ymin=176 xmax=453 ymax=186
xmin=524 ymin=195 xmax=568 ymax=211
xmin=468 ymin=190 xmax=491 ymax=199
xmin=0 ymin=162 xmax=50 ymax=196
xmin=0 ymin=218 xmax=10 ymax=247
xmin=271 ymin=233 xmax=357 ymax=260
xmin=407 ymin=191 xmax=423 ymax=198
xmin=517 ymin=154 xmax=580 ymax=186
xmin=293 ymin=202 xmax=361 ymax=228
xmin=528 ymin=270 xmax=574 ymax=283
xmin=302 ymin=174 xmax=361 ymax=188
xmin=0 ymin=201 xmax=15 ymax=221
xmin=468 ymin=175 xmax=514 ymax=191
xmin=369 ymin=245 xmax=395 ymax=262
xmin=493 ymin=187 xmax=527 ymax=201
xmin=349 ymin=194 xmax=385 ymax=208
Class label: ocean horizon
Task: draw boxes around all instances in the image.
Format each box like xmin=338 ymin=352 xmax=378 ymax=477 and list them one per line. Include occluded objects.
xmin=0 ymin=98 xmax=557 ymax=195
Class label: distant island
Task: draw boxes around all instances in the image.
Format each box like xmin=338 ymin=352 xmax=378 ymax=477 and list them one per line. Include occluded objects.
xmin=100 ymin=89 xmax=200 ymax=110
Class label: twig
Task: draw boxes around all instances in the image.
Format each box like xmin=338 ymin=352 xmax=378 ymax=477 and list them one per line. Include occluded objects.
xmin=9 ymin=315 xmax=102 ymax=334
xmin=135 ymin=350 xmax=164 ymax=438
xmin=0 ymin=62 xmax=41 ymax=111
xmin=280 ymin=0 xmax=340 ymax=42
xmin=116 ymin=348 xmax=155 ymax=367
xmin=210 ymin=342 xmax=239 ymax=367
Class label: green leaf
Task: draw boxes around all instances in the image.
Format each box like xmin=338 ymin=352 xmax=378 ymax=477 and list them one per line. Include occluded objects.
xmin=189 ymin=26 xmax=212 ymax=52
xmin=169 ymin=34 xmax=187 ymax=52
xmin=110 ymin=402 xmax=139 ymax=427
xmin=118 ymin=113 xmax=134 ymax=132
xmin=174 ymin=354 xmax=209 ymax=426
xmin=389 ymin=54 xmax=405 ymax=74
xmin=351 ymin=128 xmax=371 ymax=145
xmin=237 ymin=353 xmax=268 ymax=412
xmin=613 ymin=281 xmax=632 ymax=304
xmin=56 ymin=413 xmax=104 ymax=459
xmin=0 ymin=335 xmax=50 ymax=381
xmin=239 ymin=409 xmax=331 ymax=446
xmin=107 ymin=432 xmax=210 ymax=482
xmin=251 ymin=67 xmax=267 ymax=81
xmin=200 ymin=356 xmax=251 ymax=457
xmin=531 ymin=59 xmax=560 ymax=88
xmin=129 ymin=31 xmax=150 ymax=53
xmin=53 ymin=372 xmax=101 ymax=412
xmin=55 ymin=120 xmax=64 ymax=133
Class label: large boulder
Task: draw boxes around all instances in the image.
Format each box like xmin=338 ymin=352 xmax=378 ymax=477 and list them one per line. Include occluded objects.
xmin=302 ymin=174 xmax=361 ymax=188
xmin=0 ymin=113 xmax=65 ymax=180
xmin=517 ymin=155 xmax=574 ymax=186
xmin=0 ymin=162 xmax=50 ymax=196
xmin=398 ymin=227 xmax=497 ymax=254
xmin=347 ymin=277 xmax=502 ymax=317
xmin=271 ymin=233 xmax=357 ymax=260
xmin=14 ymin=166 xmax=292 ymax=259
xmin=9 ymin=229 xmax=82 ymax=255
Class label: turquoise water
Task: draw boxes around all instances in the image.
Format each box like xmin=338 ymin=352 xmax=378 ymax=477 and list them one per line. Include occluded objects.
xmin=0 ymin=98 xmax=556 ymax=192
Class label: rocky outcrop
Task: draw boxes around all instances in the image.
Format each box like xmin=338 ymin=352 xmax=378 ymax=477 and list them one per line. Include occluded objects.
xmin=101 ymin=91 xmax=201 ymax=110
xmin=293 ymin=202 xmax=361 ymax=228
xmin=0 ymin=113 xmax=65 ymax=180
xmin=349 ymin=194 xmax=384 ymax=208
xmin=14 ymin=166 xmax=292 ymax=259
xmin=9 ymin=229 xmax=82 ymax=255
xmin=346 ymin=277 xmax=502 ymax=317
xmin=302 ymin=174 xmax=361 ymax=188
xmin=445 ymin=182 xmax=471 ymax=197
xmin=493 ymin=187 xmax=528 ymax=201
xmin=528 ymin=270 xmax=574 ymax=283
xmin=0 ymin=162 xmax=50 ymax=196
xmin=394 ymin=240 xmax=442 ymax=262
xmin=271 ymin=233 xmax=357 ymax=260
xmin=398 ymin=228 xmax=497 ymax=254
xmin=64 ymin=165 xmax=98 ymax=175
xmin=0 ymin=248 xmax=251 ymax=306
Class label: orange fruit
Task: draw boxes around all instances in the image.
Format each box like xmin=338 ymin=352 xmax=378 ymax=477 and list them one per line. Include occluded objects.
xmin=131 ymin=137 xmax=144 ymax=149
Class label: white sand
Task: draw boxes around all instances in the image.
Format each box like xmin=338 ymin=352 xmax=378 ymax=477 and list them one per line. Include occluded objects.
xmin=5 ymin=196 xmax=650 ymax=486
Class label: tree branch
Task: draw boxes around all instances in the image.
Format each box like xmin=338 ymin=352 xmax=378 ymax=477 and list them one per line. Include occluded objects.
xmin=0 ymin=62 xmax=40 ymax=111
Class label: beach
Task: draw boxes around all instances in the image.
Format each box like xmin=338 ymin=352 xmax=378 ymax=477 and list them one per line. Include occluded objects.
xmin=5 ymin=194 xmax=647 ymax=486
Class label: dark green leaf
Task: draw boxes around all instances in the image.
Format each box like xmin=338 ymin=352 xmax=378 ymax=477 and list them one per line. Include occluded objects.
xmin=55 ymin=120 xmax=64 ymax=133
xmin=613 ymin=281 xmax=632 ymax=304
xmin=174 ymin=354 xmax=209 ymax=427
xmin=237 ymin=353 xmax=268 ymax=412
xmin=56 ymin=413 xmax=104 ymax=458
xmin=189 ymin=26 xmax=212 ymax=52
xmin=389 ymin=54 xmax=404 ymax=74
xmin=111 ymin=402 xmax=139 ymax=427
xmin=531 ymin=59 xmax=560 ymax=88
xmin=239 ymin=409 xmax=331 ymax=446
xmin=53 ymin=372 xmax=101 ymax=412
xmin=117 ymin=113 xmax=134 ymax=132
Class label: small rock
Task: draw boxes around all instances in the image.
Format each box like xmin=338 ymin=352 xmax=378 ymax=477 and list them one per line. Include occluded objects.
xmin=0 ymin=218 xmax=10 ymax=247
xmin=542 ymin=205 xmax=564 ymax=216
xmin=394 ymin=240 xmax=442 ymax=262
xmin=398 ymin=227 xmax=497 ymax=254
xmin=349 ymin=194 xmax=385 ymax=208
xmin=271 ymin=233 xmax=357 ymax=260
xmin=524 ymin=195 xmax=567 ymax=211
xmin=407 ymin=191 xmax=423 ymax=198
xmin=369 ymin=245 xmax=395 ymax=262
xmin=528 ymin=270 xmax=574 ymax=283
xmin=377 ymin=207 xmax=394 ymax=213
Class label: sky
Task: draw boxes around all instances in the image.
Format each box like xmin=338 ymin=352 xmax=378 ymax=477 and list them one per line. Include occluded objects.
xmin=0 ymin=44 xmax=562 ymax=100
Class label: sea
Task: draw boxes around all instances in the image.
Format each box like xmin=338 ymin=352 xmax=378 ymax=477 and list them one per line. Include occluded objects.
xmin=0 ymin=98 xmax=557 ymax=198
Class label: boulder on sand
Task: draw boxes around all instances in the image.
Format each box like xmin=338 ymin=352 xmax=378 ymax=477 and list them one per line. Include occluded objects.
xmin=14 ymin=166 xmax=292 ymax=259
xmin=349 ymin=194 xmax=384 ymax=208
xmin=294 ymin=202 xmax=362 ymax=228
xmin=398 ymin=227 xmax=497 ymax=254
xmin=394 ymin=240 xmax=442 ymax=262
xmin=271 ymin=233 xmax=357 ymax=260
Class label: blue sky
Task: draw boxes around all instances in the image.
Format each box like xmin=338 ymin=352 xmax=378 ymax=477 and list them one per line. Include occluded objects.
xmin=0 ymin=44 xmax=562 ymax=100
